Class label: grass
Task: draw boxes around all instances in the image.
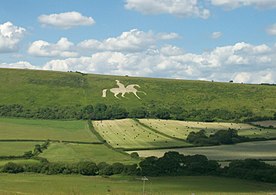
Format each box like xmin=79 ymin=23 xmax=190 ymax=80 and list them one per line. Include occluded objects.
xmin=93 ymin=119 xmax=190 ymax=150
xmin=0 ymin=141 xmax=42 ymax=156
xmin=0 ymin=174 xmax=275 ymax=195
xmin=0 ymin=159 xmax=39 ymax=167
xmin=1 ymin=68 xmax=276 ymax=118
xmin=0 ymin=118 xmax=99 ymax=142
xmin=39 ymin=142 xmax=138 ymax=164
xmin=129 ymin=140 xmax=276 ymax=161
xmin=139 ymin=119 xmax=276 ymax=139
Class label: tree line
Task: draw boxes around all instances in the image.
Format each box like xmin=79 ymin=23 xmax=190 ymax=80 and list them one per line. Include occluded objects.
xmin=1 ymin=151 xmax=275 ymax=183
xmin=1 ymin=104 xmax=275 ymax=122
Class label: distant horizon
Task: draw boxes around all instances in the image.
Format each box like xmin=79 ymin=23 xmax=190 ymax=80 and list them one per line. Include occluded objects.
xmin=1 ymin=0 xmax=276 ymax=83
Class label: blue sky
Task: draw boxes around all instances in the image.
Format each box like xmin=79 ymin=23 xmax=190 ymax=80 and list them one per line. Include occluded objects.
xmin=1 ymin=0 xmax=276 ymax=83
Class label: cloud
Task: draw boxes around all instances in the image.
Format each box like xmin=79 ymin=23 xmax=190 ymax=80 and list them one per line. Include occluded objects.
xmin=0 ymin=61 xmax=37 ymax=69
xmin=0 ymin=22 xmax=25 ymax=53
xmin=210 ymin=0 xmax=276 ymax=9
xmin=28 ymin=37 xmax=78 ymax=57
xmin=211 ymin=31 xmax=222 ymax=39
xmin=125 ymin=0 xmax=210 ymax=19
xmin=40 ymin=42 xmax=276 ymax=83
xmin=38 ymin=11 xmax=95 ymax=29
xmin=78 ymin=29 xmax=180 ymax=52
xmin=266 ymin=24 xmax=276 ymax=35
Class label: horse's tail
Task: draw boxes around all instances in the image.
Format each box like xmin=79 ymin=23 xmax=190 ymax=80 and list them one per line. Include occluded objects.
xmin=102 ymin=89 xmax=108 ymax=97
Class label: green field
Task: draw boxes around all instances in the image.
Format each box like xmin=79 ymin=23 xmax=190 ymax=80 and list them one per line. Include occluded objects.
xmin=130 ymin=140 xmax=276 ymax=161
xmin=0 ymin=141 xmax=42 ymax=156
xmin=93 ymin=119 xmax=190 ymax=150
xmin=0 ymin=159 xmax=39 ymax=167
xmin=0 ymin=174 xmax=275 ymax=195
xmin=139 ymin=119 xmax=276 ymax=139
xmin=1 ymin=68 xmax=276 ymax=117
xmin=39 ymin=142 xmax=138 ymax=164
xmin=0 ymin=118 xmax=99 ymax=142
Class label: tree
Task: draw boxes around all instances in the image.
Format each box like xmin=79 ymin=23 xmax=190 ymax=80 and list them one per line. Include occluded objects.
xmin=78 ymin=161 xmax=98 ymax=175
xmin=2 ymin=162 xmax=24 ymax=173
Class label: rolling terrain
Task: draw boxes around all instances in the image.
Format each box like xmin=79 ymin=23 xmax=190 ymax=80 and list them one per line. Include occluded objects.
xmin=1 ymin=68 xmax=276 ymax=119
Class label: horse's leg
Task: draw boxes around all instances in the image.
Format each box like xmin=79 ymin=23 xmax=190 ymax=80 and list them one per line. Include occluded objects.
xmin=121 ymin=92 xmax=126 ymax=98
xmin=133 ymin=92 xmax=141 ymax=99
xmin=114 ymin=92 xmax=120 ymax=99
xmin=138 ymin=90 xmax=147 ymax=95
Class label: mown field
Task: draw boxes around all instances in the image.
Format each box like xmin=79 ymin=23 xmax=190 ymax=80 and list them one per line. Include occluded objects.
xmin=0 ymin=174 xmax=275 ymax=195
xmin=39 ymin=142 xmax=138 ymax=164
xmin=93 ymin=119 xmax=190 ymax=150
xmin=252 ymin=120 xmax=276 ymax=128
xmin=130 ymin=140 xmax=276 ymax=161
xmin=139 ymin=119 xmax=276 ymax=139
xmin=0 ymin=141 xmax=42 ymax=156
xmin=0 ymin=118 xmax=99 ymax=142
xmin=1 ymin=68 xmax=276 ymax=117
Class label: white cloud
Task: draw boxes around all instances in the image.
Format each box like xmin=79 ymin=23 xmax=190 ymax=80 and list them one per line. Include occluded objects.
xmin=125 ymin=0 xmax=210 ymax=19
xmin=210 ymin=0 xmax=276 ymax=9
xmin=0 ymin=22 xmax=25 ymax=53
xmin=78 ymin=29 xmax=180 ymax=52
xmin=0 ymin=61 xmax=37 ymax=69
xmin=40 ymin=41 xmax=276 ymax=83
xmin=266 ymin=24 xmax=276 ymax=35
xmin=211 ymin=31 xmax=222 ymax=39
xmin=28 ymin=37 xmax=78 ymax=58
xmin=38 ymin=11 xmax=95 ymax=29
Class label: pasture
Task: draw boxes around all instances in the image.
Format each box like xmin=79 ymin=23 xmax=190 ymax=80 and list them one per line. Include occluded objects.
xmin=0 ymin=118 xmax=99 ymax=142
xmin=93 ymin=119 xmax=190 ymax=150
xmin=0 ymin=174 xmax=275 ymax=195
xmin=130 ymin=140 xmax=276 ymax=161
xmin=0 ymin=141 xmax=42 ymax=156
xmin=0 ymin=159 xmax=39 ymax=167
xmin=39 ymin=142 xmax=138 ymax=164
xmin=139 ymin=119 xmax=276 ymax=139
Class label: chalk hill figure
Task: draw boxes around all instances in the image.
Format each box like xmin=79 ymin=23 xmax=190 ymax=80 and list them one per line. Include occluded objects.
xmin=102 ymin=80 xmax=146 ymax=99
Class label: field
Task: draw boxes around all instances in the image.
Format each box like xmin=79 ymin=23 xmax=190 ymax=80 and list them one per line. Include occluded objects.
xmin=252 ymin=120 xmax=276 ymax=128
xmin=0 ymin=118 xmax=99 ymax=142
xmin=0 ymin=174 xmax=275 ymax=195
xmin=1 ymin=68 xmax=276 ymax=117
xmin=129 ymin=140 xmax=276 ymax=161
xmin=0 ymin=159 xmax=39 ymax=167
xmin=93 ymin=119 xmax=190 ymax=150
xmin=0 ymin=141 xmax=42 ymax=156
xmin=39 ymin=142 xmax=138 ymax=164
xmin=139 ymin=119 xmax=276 ymax=139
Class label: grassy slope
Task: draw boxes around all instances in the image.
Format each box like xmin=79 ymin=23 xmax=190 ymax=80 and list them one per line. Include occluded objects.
xmin=0 ymin=118 xmax=99 ymax=142
xmin=39 ymin=142 xmax=138 ymax=164
xmin=93 ymin=119 xmax=190 ymax=149
xmin=130 ymin=140 xmax=276 ymax=160
xmin=0 ymin=159 xmax=39 ymax=167
xmin=0 ymin=141 xmax=42 ymax=156
xmin=0 ymin=174 xmax=275 ymax=195
xmin=1 ymin=68 xmax=276 ymax=117
xmin=139 ymin=119 xmax=276 ymax=139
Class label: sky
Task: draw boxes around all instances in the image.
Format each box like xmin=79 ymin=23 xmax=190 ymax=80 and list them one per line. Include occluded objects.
xmin=1 ymin=0 xmax=276 ymax=83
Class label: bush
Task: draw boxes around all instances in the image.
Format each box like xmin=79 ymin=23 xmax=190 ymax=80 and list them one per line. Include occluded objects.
xmin=2 ymin=162 xmax=24 ymax=173
xmin=77 ymin=161 xmax=98 ymax=176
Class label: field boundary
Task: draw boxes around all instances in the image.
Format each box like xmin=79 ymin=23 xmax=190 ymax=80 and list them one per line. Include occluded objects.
xmin=134 ymin=118 xmax=187 ymax=142
xmin=0 ymin=139 xmax=104 ymax=145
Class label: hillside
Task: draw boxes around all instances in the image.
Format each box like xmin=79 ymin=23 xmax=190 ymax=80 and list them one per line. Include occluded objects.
xmin=1 ymin=68 xmax=276 ymax=120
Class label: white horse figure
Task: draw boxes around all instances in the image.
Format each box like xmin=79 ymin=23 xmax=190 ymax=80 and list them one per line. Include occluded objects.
xmin=102 ymin=80 xmax=146 ymax=99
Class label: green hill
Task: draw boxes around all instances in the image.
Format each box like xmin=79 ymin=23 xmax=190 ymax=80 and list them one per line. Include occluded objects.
xmin=1 ymin=68 xmax=276 ymax=121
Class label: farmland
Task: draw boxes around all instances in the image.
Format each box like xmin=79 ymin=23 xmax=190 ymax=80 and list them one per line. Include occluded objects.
xmin=0 ymin=174 xmax=275 ymax=195
xmin=0 ymin=118 xmax=99 ymax=142
xmin=39 ymin=142 xmax=138 ymax=164
xmin=129 ymin=140 xmax=276 ymax=161
xmin=138 ymin=119 xmax=276 ymax=139
xmin=93 ymin=119 xmax=191 ymax=150
xmin=0 ymin=141 xmax=42 ymax=156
